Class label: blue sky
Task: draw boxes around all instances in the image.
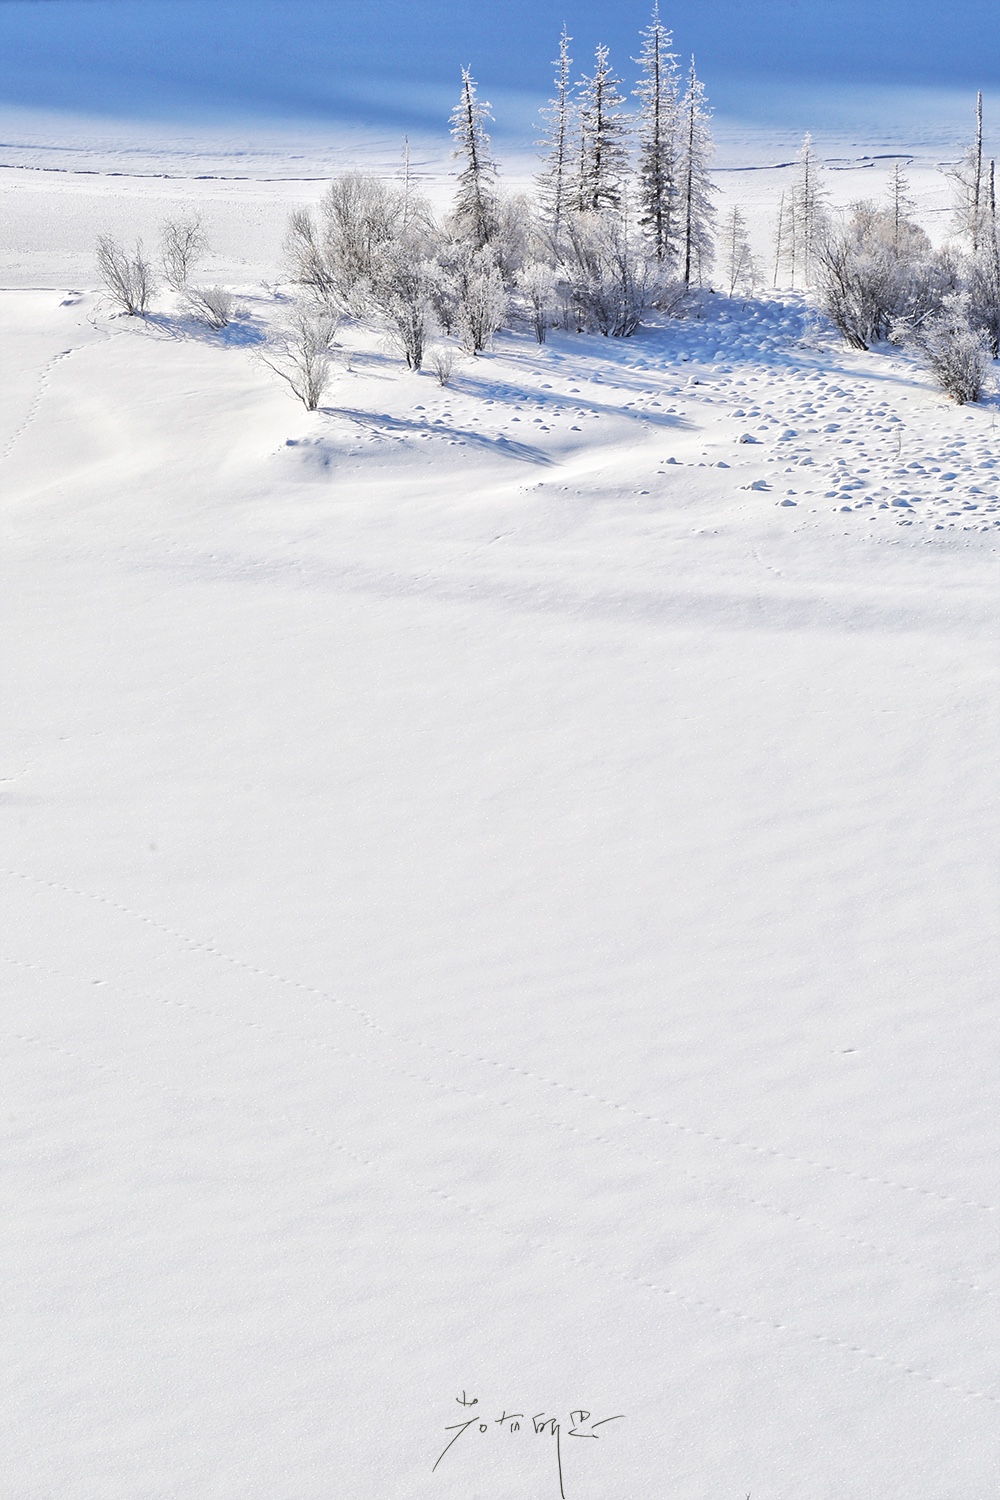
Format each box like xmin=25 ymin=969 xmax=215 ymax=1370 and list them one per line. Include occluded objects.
xmin=0 ymin=1 xmax=996 ymax=135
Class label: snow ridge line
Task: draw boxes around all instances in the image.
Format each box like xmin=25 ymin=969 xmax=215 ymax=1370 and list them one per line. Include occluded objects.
xmin=3 ymin=866 xmax=997 ymax=1217
xmin=6 ymin=1017 xmax=995 ymax=1413
xmin=3 ymin=1014 xmax=995 ymax=1410
xmin=6 ymin=952 xmax=996 ymax=1310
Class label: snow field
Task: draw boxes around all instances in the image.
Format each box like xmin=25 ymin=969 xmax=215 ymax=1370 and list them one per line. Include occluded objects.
xmin=2 ymin=155 xmax=1000 ymax=1500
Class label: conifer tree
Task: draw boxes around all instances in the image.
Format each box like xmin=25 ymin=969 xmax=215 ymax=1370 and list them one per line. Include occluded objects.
xmin=634 ymin=3 xmax=681 ymax=263
xmin=791 ymin=133 xmax=827 ymax=287
xmin=721 ymin=204 xmax=756 ymax=295
xmin=888 ymin=161 xmax=916 ymax=255
xmin=576 ymin=45 xmax=630 ymax=214
xmin=678 ymin=58 xmax=716 ymax=284
xmin=450 ymin=68 xmax=499 ymax=250
xmin=537 ymin=26 xmax=575 ymax=242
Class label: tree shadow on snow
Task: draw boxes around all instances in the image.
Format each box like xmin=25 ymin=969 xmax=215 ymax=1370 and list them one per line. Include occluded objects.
xmin=321 ymin=406 xmax=557 ymax=466
xmin=141 ymin=311 xmax=267 ymax=349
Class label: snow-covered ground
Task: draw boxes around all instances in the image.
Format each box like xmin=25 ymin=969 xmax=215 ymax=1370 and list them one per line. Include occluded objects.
xmin=3 ymin=104 xmax=1000 ymax=1500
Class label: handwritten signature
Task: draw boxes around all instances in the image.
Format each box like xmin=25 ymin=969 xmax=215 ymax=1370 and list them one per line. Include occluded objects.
xmin=433 ymin=1392 xmax=625 ymax=1498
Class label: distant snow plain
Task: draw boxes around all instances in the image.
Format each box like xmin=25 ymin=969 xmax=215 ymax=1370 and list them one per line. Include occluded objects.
xmin=2 ymin=6 xmax=999 ymax=1498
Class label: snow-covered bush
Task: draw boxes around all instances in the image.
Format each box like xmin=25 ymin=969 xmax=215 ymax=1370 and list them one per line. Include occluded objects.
xmin=257 ymin=300 xmax=340 ymax=410
xmin=516 ymin=262 xmax=558 ymax=343
xmin=452 ymin=248 xmax=507 ymax=354
xmin=371 ymin=240 xmax=435 ymax=370
xmin=160 ymin=216 xmax=208 ymax=292
xmin=182 ymin=284 xmax=236 ymax=330
xmin=428 ymin=345 xmax=458 ymax=386
xmin=284 ymin=208 xmax=340 ymax=306
xmin=96 ymin=235 xmax=156 ymax=315
xmin=902 ymin=291 xmax=993 ymax=404
xmin=285 ymin=172 xmax=430 ymax=316
xmin=966 ymin=246 xmax=1000 ymax=356
xmin=561 ymin=211 xmax=659 ymax=337
xmin=815 ymin=201 xmax=932 ymax=350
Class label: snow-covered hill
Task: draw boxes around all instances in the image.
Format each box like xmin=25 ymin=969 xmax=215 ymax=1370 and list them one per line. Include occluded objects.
xmin=4 ymin=229 xmax=999 ymax=1500
xmin=3 ymin=16 xmax=999 ymax=1494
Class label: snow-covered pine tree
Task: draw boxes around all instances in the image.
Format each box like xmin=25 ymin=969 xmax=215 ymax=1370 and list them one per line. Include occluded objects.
xmin=720 ymin=204 xmax=755 ymax=296
xmin=790 ymin=133 xmax=828 ymax=287
xmin=536 ymin=26 xmax=575 ymax=242
xmin=887 ymin=161 xmax=917 ymax=255
xmin=678 ymin=57 xmax=716 ymax=284
xmin=633 ymin=3 xmax=681 ymax=264
xmin=450 ymin=68 xmax=499 ymax=250
xmin=576 ymin=45 xmax=630 ymax=214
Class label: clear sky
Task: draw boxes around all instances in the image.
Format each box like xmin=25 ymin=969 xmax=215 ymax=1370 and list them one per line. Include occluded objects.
xmin=0 ymin=0 xmax=996 ymax=135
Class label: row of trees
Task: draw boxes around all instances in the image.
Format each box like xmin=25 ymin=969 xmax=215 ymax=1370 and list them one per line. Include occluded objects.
xmin=93 ymin=13 xmax=1000 ymax=410
xmin=771 ymin=102 xmax=1000 ymax=403
xmin=267 ymin=8 xmax=716 ymax=397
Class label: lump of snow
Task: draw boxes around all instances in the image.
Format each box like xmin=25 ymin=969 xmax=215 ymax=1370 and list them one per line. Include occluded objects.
xmin=738 ymin=433 xmax=758 ymax=444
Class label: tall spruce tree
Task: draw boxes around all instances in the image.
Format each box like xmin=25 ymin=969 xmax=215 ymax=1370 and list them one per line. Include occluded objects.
xmin=633 ymin=3 xmax=681 ymax=263
xmin=537 ymin=26 xmax=575 ymax=241
xmin=450 ymin=68 xmax=499 ymax=250
xmin=576 ymin=45 xmax=630 ymax=213
xmin=678 ymin=57 xmax=716 ymax=284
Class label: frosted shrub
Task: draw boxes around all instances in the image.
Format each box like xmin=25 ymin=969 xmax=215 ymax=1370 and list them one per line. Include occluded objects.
xmin=371 ymin=240 xmax=434 ymax=370
xmin=96 ymin=235 xmax=156 ymax=315
xmin=284 ymin=208 xmax=340 ymax=306
xmin=967 ymin=246 xmax=1000 ymax=357
xmin=561 ymin=211 xmax=657 ymax=337
xmin=516 ymin=262 xmax=557 ymax=343
xmin=258 ymin=300 xmax=340 ymax=410
xmin=905 ymin=292 xmax=993 ymax=404
xmin=428 ymin=345 xmax=458 ymax=386
xmin=454 ymin=249 xmax=507 ymax=354
xmin=160 ymin=216 xmax=208 ymax=291
xmin=284 ymin=173 xmax=431 ymax=317
xmin=182 ymin=284 xmax=235 ymax=330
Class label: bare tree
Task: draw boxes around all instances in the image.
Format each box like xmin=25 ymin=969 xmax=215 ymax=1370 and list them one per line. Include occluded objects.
xmin=284 ymin=207 xmax=340 ymax=304
xmin=96 ymin=235 xmax=156 ymax=315
xmin=257 ymin=300 xmax=339 ymax=410
xmin=948 ymin=93 xmax=990 ymax=251
xmin=160 ymin=215 xmax=208 ymax=291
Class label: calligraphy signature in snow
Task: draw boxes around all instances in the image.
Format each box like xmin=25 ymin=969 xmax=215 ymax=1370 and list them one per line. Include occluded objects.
xmin=432 ymin=1392 xmax=625 ymax=1499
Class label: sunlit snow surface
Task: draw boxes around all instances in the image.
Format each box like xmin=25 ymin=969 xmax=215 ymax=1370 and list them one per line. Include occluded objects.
xmin=2 ymin=48 xmax=1000 ymax=1500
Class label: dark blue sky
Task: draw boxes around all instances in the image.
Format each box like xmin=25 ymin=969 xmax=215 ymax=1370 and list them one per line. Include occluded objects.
xmin=0 ymin=1 xmax=995 ymax=129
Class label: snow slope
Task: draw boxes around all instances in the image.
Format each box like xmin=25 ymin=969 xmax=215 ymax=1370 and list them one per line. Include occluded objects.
xmin=3 ymin=207 xmax=999 ymax=1500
